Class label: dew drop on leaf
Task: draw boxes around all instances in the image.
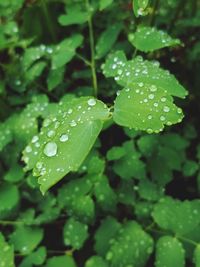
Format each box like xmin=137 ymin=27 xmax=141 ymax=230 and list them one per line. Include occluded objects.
xmin=43 ymin=142 xmax=58 ymax=157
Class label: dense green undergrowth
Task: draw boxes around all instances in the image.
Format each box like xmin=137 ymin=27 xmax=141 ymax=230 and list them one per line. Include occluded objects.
xmin=0 ymin=0 xmax=200 ymax=266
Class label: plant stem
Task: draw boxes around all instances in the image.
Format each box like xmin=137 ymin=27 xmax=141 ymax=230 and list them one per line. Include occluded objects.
xmin=75 ymin=52 xmax=91 ymax=67
xmin=0 ymin=220 xmax=23 ymax=225
xmin=86 ymin=0 xmax=98 ymax=97
xmin=150 ymin=0 xmax=160 ymax=26
xmin=41 ymin=0 xmax=56 ymax=42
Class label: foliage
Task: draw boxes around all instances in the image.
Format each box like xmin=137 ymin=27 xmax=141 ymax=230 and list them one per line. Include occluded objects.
xmin=0 ymin=0 xmax=200 ymax=266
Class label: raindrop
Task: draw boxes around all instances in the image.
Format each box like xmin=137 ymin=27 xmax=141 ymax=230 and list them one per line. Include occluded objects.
xmin=32 ymin=135 xmax=38 ymax=143
xmin=160 ymin=115 xmax=166 ymax=121
xmin=60 ymin=134 xmax=69 ymax=142
xmin=47 ymin=130 xmax=55 ymax=137
xmin=163 ymin=106 xmax=170 ymax=112
xmin=25 ymin=146 xmax=32 ymax=153
xmin=70 ymin=120 xmax=77 ymax=127
xmin=43 ymin=142 xmax=57 ymax=157
xmin=87 ymin=98 xmax=97 ymax=106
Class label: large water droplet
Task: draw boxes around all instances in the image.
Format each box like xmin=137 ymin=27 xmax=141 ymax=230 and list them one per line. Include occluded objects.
xmin=47 ymin=130 xmax=55 ymax=137
xmin=60 ymin=134 xmax=69 ymax=142
xmin=87 ymin=98 xmax=97 ymax=106
xmin=163 ymin=106 xmax=170 ymax=112
xmin=43 ymin=142 xmax=57 ymax=157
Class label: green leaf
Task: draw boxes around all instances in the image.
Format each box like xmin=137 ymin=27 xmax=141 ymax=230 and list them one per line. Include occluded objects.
xmin=106 ymin=146 xmax=126 ymax=160
xmin=0 ymin=183 xmax=20 ymax=219
xmin=4 ymin=164 xmax=24 ymax=183
xmin=0 ymin=233 xmax=15 ymax=267
xmin=51 ymin=35 xmax=83 ymax=70
xmin=155 ymin=236 xmax=185 ymax=267
xmin=193 ymin=245 xmax=200 ymax=267
xmin=85 ymin=256 xmax=109 ymax=267
xmin=0 ymin=120 xmax=12 ymax=151
xmin=23 ymin=97 xmax=110 ymax=193
xmin=63 ymin=218 xmax=88 ymax=249
xmin=129 ymin=26 xmax=181 ymax=52
xmin=137 ymin=135 xmax=159 ymax=156
xmin=95 ymin=217 xmax=121 ymax=256
xmin=138 ymin=179 xmax=164 ymax=201
xmin=45 ymin=255 xmax=77 ymax=267
xmin=183 ymin=160 xmax=199 ymax=177
xmin=152 ymin=197 xmax=200 ymax=235
xmin=47 ymin=66 xmax=65 ymax=91
xmin=99 ymin=0 xmax=113 ymax=10
xmin=133 ymin=0 xmax=149 ymax=17
xmin=106 ymin=221 xmax=153 ymax=267
xmin=96 ymin=23 xmax=122 ymax=59
xmin=102 ymin=52 xmax=187 ymax=133
xmin=10 ymin=226 xmax=44 ymax=255
xmin=19 ymin=247 xmax=46 ymax=267
xmin=58 ymin=6 xmax=89 ymax=26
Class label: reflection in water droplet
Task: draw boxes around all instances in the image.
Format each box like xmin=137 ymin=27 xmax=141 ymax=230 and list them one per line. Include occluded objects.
xmin=87 ymin=98 xmax=97 ymax=106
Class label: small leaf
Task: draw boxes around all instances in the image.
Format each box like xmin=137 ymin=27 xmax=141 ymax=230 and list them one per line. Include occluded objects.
xmin=51 ymin=35 xmax=83 ymax=70
xmin=10 ymin=226 xmax=44 ymax=255
xmin=94 ymin=217 xmax=121 ymax=256
xmin=45 ymin=255 xmax=77 ymax=267
xmin=0 ymin=120 xmax=12 ymax=151
xmin=96 ymin=23 xmax=122 ymax=59
xmin=63 ymin=218 xmax=88 ymax=249
xmin=0 ymin=183 xmax=20 ymax=219
xmin=47 ymin=66 xmax=65 ymax=91
xmin=129 ymin=26 xmax=181 ymax=52
xmin=19 ymin=246 xmax=46 ymax=267
xmin=106 ymin=146 xmax=126 ymax=161
xmin=23 ymin=97 xmax=110 ymax=193
xmin=106 ymin=221 xmax=153 ymax=267
xmin=133 ymin=0 xmax=149 ymax=17
xmin=193 ymin=245 xmax=200 ymax=267
xmin=99 ymin=0 xmax=113 ymax=10
xmin=58 ymin=6 xmax=89 ymax=26
xmin=85 ymin=256 xmax=109 ymax=267
xmin=0 ymin=232 xmax=15 ymax=267
xmin=155 ymin=236 xmax=185 ymax=267
xmin=152 ymin=197 xmax=200 ymax=235
xmin=183 ymin=160 xmax=199 ymax=177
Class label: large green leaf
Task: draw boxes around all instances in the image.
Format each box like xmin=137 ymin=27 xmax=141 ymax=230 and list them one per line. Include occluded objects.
xmin=152 ymin=197 xmax=200 ymax=235
xmin=0 ymin=233 xmax=15 ymax=267
xmin=23 ymin=97 xmax=110 ymax=193
xmin=102 ymin=51 xmax=187 ymax=133
xmin=155 ymin=236 xmax=185 ymax=267
xmin=129 ymin=26 xmax=181 ymax=52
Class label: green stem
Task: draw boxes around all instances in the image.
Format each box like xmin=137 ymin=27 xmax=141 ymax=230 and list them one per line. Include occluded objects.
xmin=86 ymin=0 xmax=98 ymax=97
xmin=75 ymin=52 xmax=91 ymax=67
xmin=41 ymin=0 xmax=56 ymax=42
xmin=150 ymin=0 xmax=160 ymax=26
xmin=0 ymin=220 xmax=23 ymax=226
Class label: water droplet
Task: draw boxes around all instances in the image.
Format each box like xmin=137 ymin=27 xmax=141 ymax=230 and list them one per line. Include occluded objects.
xmin=160 ymin=115 xmax=166 ymax=121
xmin=47 ymin=130 xmax=55 ymax=137
xmin=70 ymin=120 xmax=77 ymax=127
xmin=161 ymin=97 xmax=166 ymax=102
xmin=43 ymin=142 xmax=57 ymax=157
xmin=60 ymin=134 xmax=69 ymax=142
xmin=148 ymin=94 xmax=154 ymax=99
xmin=68 ymin=109 xmax=73 ymax=114
xmin=32 ymin=136 xmax=38 ymax=143
xmin=26 ymin=146 xmax=32 ymax=153
xmin=148 ymin=115 xmax=152 ymax=120
xmin=87 ymin=98 xmax=96 ymax=106
xmin=138 ymin=82 xmax=144 ymax=87
xmin=163 ymin=106 xmax=170 ymax=112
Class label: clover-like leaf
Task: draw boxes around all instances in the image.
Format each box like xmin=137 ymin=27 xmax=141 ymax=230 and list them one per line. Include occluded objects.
xmin=19 ymin=246 xmax=46 ymax=267
xmin=58 ymin=6 xmax=89 ymax=26
xmin=102 ymin=52 xmax=187 ymax=133
xmin=152 ymin=197 xmax=200 ymax=235
xmin=22 ymin=97 xmax=110 ymax=193
xmin=45 ymin=255 xmax=77 ymax=267
xmin=0 ymin=233 xmax=15 ymax=267
xmin=63 ymin=218 xmax=88 ymax=249
xmin=129 ymin=26 xmax=181 ymax=52
xmin=155 ymin=236 xmax=185 ymax=267
xmin=106 ymin=221 xmax=153 ymax=267
xmin=10 ymin=226 xmax=44 ymax=255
